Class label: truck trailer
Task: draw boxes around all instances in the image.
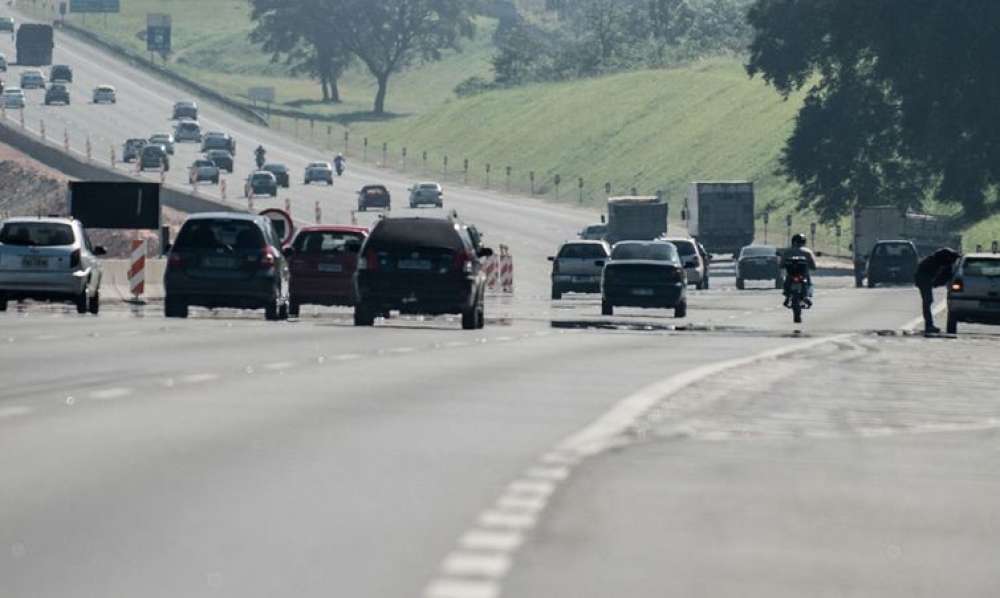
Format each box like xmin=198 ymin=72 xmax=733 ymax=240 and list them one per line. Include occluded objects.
xmin=686 ymin=181 xmax=755 ymax=255
xmin=16 ymin=24 xmax=54 ymax=67
xmin=605 ymin=196 xmax=669 ymax=244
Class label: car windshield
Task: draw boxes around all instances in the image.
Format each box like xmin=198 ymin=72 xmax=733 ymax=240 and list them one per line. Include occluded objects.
xmin=0 ymin=222 xmax=74 ymax=246
xmin=293 ymin=231 xmax=365 ymax=254
xmin=193 ymin=160 xmax=213 ymax=167
xmin=558 ymin=243 xmax=607 ymax=259
xmin=253 ymin=174 xmax=272 ymax=182
xmin=668 ymin=240 xmax=696 ymax=256
xmin=611 ymin=242 xmax=677 ymax=261
xmin=265 ymin=164 xmax=287 ymax=172
xmin=174 ymin=219 xmax=263 ymax=250
xmin=741 ymin=246 xmax=777 ymax=258
xmin=179 ymin=123 xmax=199 ymax=130
xmin=963 ymin=258 xmax=1000 ymax=277
xmin=309 ymin=163 xmax=328 ymax=168
xmin=420 ymin=184 xmax=439 ymax=190
xmin=874 ymin=243 xmax=916 ymax=258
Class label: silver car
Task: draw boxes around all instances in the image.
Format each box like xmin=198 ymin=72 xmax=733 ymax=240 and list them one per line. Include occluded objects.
xmin=174 ymin=120 xmax=203 ymax=143
xmin=409 ymin=182 xmax=443 ymax=208
xmin=549 ymin=240 xmax=611 ymax=299
xmin=189 ymin=158 xmax=220 ymax=184
xmin=0 ymin=217 xmax=106 ymax=314
xmin=662 ymin=237 xmax=709 ymax=289
xmin=946 ymin=253 xmax=1000 ymax=334
xmin=304 ymin=162 xmax=333 ymax=185
xmin=2 ymin=87 xmax=26 ymax=109
xmin=19 ymin=69 xmax=45 ymax=89
xmin=149 ymin=133 xmax=175 ymax=155
xmin=93 ymin=84 xmax=117 ymax=104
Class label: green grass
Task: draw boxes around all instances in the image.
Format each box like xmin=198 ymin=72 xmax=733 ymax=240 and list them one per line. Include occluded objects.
xmin=40 ymin=0 xmax=497 ymax=118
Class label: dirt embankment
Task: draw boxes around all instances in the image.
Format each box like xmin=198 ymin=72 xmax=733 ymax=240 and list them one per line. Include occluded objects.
xmin=0 ymin=142 xmax=186 ymax=257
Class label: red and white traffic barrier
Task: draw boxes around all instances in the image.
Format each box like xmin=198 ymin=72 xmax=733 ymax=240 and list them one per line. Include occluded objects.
xmin=499 ymin=245 xmax=514 ymax=294
xmin=220 ymin=178 xmax=227 ymax=200
xmin=285 ymin=198 xmax=292 ymax=216
xmin=485 ymin=254 xmax=499 ymax=291
xmin=315 ymin=201 xmax=322 ymax=224
xmin=128 ymin=239 xmax=147 ymax=299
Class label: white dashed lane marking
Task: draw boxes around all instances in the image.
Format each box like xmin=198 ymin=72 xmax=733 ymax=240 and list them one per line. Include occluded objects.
xmin=441 ymin=552 xmax=511 ymax=578
xmin=88 ymin=387 xmax=133 ymax=401
xmin=0 ymin=406 xmax=33 ymax=419
xmin=425 ymin=579 xmax=499 ymax=598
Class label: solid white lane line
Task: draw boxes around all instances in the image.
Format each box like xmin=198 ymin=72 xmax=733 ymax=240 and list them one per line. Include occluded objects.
xmin=424 ymin=579 xmax=499 ymax=598
xmin=181 ymin=373 xmax=220 ymax=384
xmin=441 ymin=552 xmax=512 ymax=578
xmin=389 ymin=347 xmax=417 ymax=354
xmin=0 ymin=406 xmax=33 ymax=419
xmin=333 ymin=353 xmax=362 ymax=361
xmin=88 ymin=387 xmax=133 ymax=400
xmin=263 ymin=361 xmax=296 ymax=371
xmin=478 ymin=511 xmax=537 ymax=531
xmin=459 ymin=530 xmax=523 ymax=552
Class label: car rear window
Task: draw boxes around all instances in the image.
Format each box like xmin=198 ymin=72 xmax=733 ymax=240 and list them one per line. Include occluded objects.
xmin=668 ymin=241 xmax=696 ymax=256
xmin=174 ymin=219 xmax=264 ymax=250
xmin=558 ymin=243 xmax=607 ymax=259
xmin=368 ymin=219 xmax=463 ymax=251
xmin=612 ymin=242 xmax=678 ymax=262
xmin=419 ymin=184 xmax=439 ymax=190
xmin=963 ymin=258 xmax=1000 ymax=277
xmin=194 ymin=160 xmax=214 ymax=167
xmin=741 ymin=246 xmax=777 ymax=258
xmin=293 ymin=231 xmax=365 ymax=254
xmin=0 ymin=222 xmax=75 ymax=246
xmin=874 ymin=243 xmax=916 ymax=257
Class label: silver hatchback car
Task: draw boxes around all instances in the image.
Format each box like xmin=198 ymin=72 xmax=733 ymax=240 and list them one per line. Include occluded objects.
xmin=946 ymin=253 xmax=1000 ymax=334
xmin=0 ymin=217 xmax=106 ymax=313
xmin=549 ymin=240 xmax=611 ymax=299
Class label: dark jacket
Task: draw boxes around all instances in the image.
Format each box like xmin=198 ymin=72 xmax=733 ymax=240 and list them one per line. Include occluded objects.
xmin=914 ymin=248 xmax=961 ymax=288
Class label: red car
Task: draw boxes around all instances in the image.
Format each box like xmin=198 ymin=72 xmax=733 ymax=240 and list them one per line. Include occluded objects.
xmin=285 ymin=225 xmax=368 ymax=316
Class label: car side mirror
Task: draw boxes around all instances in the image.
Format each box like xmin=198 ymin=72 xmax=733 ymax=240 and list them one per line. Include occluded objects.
xmin=815 ymin=251 xmax=824 ymax=258
xmin=594 ymin=260 xmax=605 ymax=267
xmin=547 ymin=256 xmax=555 ymax=262
xmin=477 ymin=247 xmax=494 ymax=258
xmin=93 ymin=246 xmax=107 ymax=256
xmin=345 ymin=241 xmax=363 ymax=254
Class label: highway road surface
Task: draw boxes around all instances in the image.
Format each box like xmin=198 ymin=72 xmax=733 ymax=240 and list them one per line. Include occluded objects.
xmin=2 ymin=10 xmax=1000 ymax=598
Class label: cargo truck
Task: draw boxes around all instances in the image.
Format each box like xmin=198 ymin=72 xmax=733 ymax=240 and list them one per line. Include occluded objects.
xmin=16 ymin=24 xmax=54 ymax=67
xmin=605 ymin=196 xmax=668 ymax=244
xmin=852 ymin=206 xmax=962 ymax=287
xmin=685 ymin=181 xmax=755 ymax=255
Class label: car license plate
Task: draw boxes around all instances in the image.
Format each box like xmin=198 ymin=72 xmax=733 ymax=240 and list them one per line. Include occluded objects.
xmin=398 ymin=259 xmax=432 ymax=271
xmin=203 ymin=256 xmax=237 ymax=268
xmin=22 ymin=256 xmax=48 ymax=268
xmin=631 ymin=288 xmax=654 ymax=296
xmin=318 ymin=263 xmax=343 ymax=273
xmin=789 ymin=283 xmax=803 ymax=293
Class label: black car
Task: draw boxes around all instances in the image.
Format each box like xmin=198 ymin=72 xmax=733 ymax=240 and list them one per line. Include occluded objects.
xmin=122 ymin=138 xmax=147 ymax=163
xmin=358 ymin=184 xmax=391 ymax=211
xmin=164 ymin=213 xmax=290 ymax=320
xmin=202 ymin=132 xmax=236 ymax=155
xmin=601 ymin=241 xmax=687 ymax=317
xmin=139 ymin=144 xmax=170 ymax=171
xmin=205 ymin=149 xmax=234 ymax=173
xmin=262 ymin=163 xmax=290 ymax=188
xmin=354 ymin=216 xmax=493 ymax=329
xmin=172 ymin=101 xmax=198 ymax=120
xmin=736 ymin=244 xmax=783 ymax=289
xmin=866 ymin=240 xmax=919 ymax=287
xmin=43 ymin=83 xmax=70 ymax=105
xmin=246 ymin=171 xmax=278 ymax=198
xmin=49 ymin=64 xmax=73 ymax=83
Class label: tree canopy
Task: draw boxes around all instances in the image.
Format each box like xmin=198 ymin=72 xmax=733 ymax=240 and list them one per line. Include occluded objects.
xmin=747 ymin=0 xmax=1000 ymax=222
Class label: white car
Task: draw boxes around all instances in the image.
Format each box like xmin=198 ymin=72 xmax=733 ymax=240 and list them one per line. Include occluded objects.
xmin=946 ymin=253 xmax=1000 ymax=334
xmin=19 ymin=70 xmax=45 ymax=89
xmin=662 ymin=237 xmax=709 ymax=289
xmin=92 ymin=85 xmax=117 ymax=104
xmin=189 ymin=158 xmax=220 ymax=184
xmin=304 ymin=162 xmax=333 ymax=185
xmin=0 ymin=217 xmax=106 ymax=314
xmin=408 ymin=182 xmax=444 ymax=208
xmin=149 ymin=133 xmax=175 ymax=155
xmin=2 ymin=87 xmax=26 ymax=109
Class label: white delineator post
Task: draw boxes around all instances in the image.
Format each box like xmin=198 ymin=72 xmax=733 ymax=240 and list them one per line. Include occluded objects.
xmin=128 ymin=239 xmax=147 ymax=299
xmin=285 ymin=198 xmax=292 ymax=215
xmin=220 ymin=178 xmax=227 ymax=200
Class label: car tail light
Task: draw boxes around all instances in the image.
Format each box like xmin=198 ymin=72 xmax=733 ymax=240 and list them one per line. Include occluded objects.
xmin=358 ymin=250 xmax=378 ymax=272
xmin=453 ymin=250 xmax=474 ymax=274
xmin=167 ymin=252 xmax=183 ymax=268
xmin=69 ymin=249 xmax=81 ymax=268
xmin=950 ymin=278 xmax=964 ymax=293
xmin=260 ymin=246 xmax=278 ymax=269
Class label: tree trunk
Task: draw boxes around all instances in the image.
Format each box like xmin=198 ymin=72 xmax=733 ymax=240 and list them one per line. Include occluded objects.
xmin=329 ymin=72 xmax=341 ymax=103
xmin=320 ymin=71 xmax=330 ymax=102
xmin=373 ymin=73 xmax=389 ymax=115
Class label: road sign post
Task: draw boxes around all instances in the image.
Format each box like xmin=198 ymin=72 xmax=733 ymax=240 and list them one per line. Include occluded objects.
xmin=146 ymin=13 xmax=172 ymax=58
xmin=554 ymin=174 xmax=561 ymax=201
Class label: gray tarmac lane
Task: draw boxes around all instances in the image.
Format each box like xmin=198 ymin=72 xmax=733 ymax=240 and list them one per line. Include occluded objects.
xmin=0 ymin=324 xmax=814 ymax=598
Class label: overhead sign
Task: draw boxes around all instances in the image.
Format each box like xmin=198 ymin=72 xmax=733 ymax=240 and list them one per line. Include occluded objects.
xmin=147 ymin=13 xmax=172 ymax=53
xmin=259 ymin=208 xmax=294 ymax=246
xmin=70 ymin=0 xmax=120 ymax=13
xmin=69 ymin=182 xmax=161 ymax=230
xmin=248 ymin=87 xmax=276 ymax=104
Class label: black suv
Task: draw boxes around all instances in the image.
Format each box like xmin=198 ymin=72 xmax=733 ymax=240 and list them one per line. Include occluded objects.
xmin=205 ymin=149 xmax=234 ymax=173
xmin=164 ymin=213 xmax=290 ymax=320
xmin=354 ymin=217 xmax=492 ymax=329
xmin=44 ymin=83 xmax=70 ymax=105
xmin=122 ymin=138 xmax=147 ymax=163
xmin=49 ymin=64 xmax=73 ymax=83
xmin=865 ymin=240 xmax=919 ymax=287
xmin=139 ymin=144 xmax=170 ymax=171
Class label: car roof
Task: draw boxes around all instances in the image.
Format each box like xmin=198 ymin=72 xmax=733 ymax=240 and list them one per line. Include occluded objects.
xmin=417 ymin=181 xmax=441 ymax=186
xmin=361 ymin=184 xmax=388 ymax=190
xmin=296 ymin=225 xmax=368 ymax=235
xmin=308 ymin=162 xmax=330 ymax=166
xmin=251 ymin=170 xmax=275 ymax=176
xmin=206 ymin=149 xmax=231 ymax=154
xmin=175 ymin=100 xmax=196 ymax=106
xmin=873 ymin=239 xmax=915 ymax=245
xmin=3 ymin=216 xmax=77 ymax=225
xmin=368 ymin=217 xmax=464 ymax=248
xmin=151 ymin=133 xmax=172 ymax=137
xmin=183 ymin=212 xmax=262 ymax=223
xmin=561 ymin=239 xmax=607 ymax=246
xmin=205 ymin=131 xmax=227 ymax=136
xmin=661 ymin=237 xmax=695 ymax=245
xmin=263 ymin=163 xmax=287 ymax=169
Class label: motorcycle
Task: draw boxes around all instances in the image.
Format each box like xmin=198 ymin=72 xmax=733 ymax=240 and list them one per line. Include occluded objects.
xmin=254 ymin=148 xmax=266 ymax=170
xmin=783 ymin=255 xmax=812 ymax=324
xmin=334 ymin=160 xmax=345 ymax=176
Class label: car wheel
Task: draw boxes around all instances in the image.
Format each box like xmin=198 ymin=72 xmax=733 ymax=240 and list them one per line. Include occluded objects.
xmin=278 ymin=301 xmax=289 ymax=321
xmin=476 ymin=298 xmax=486 ymax=329
xmin=736 ymin=278 xmax=745 ymax=290
xmin=437 ymin=202 xmax=443 ymax=208
xmin=674 ymin=300 xmax=687 ymax=319
xmin=774 ymin=276 xmax=783 ymax=289
xmin=327 ymin=180 xmax=333 ymax=186
xmin=88 ymin=292 xmax=100 ymax=315
xmin=551 ymin=287 xmax=562 ymax=300
xmin=265 ymin=297 xmax=280 ymax=321
xmin=0 ymin=293 xmax=7 ymax=312
xmin=703 ymin=276 xmax=710 ymax=290
xmin=354 ymin=302 xmax=375 ymax=326
xmin=461 ymin=301 xmax=478 ymax=330
xmin=855 ymin=274 xmax=864 ymax=288
xmin=867 ymin=278 xmax=876 ymax=289
xmin=946 ymin=313 xmax=958 ymax=335
xmin=289 ymin=301 xmax=300 ymax=318
xmin=271 ymin=191 xmax=277 ymax=198
xmin=75 ymin=291 xmax=88 ymax=314
xmin=601 ymin=299 xmax=613 ymax=316
xmin=164 ymin=298 xmax=188 ymax=319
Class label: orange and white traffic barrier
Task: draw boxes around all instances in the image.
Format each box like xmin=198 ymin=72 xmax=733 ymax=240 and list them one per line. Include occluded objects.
xmin=485 ymin=254 xmax=500 ymax=291
xmin=64 ymin=129 xmax=70 ymax=151
xmin=499 ymin=245 xmax=514 ymax=294
xmin=248 ymin=194 xmax=255 ymax=211
xmin=220 ymin=178 xmax=227 ymax=200
xmin=315 ymin=200 xmax=322 ymax=223
xmin=285 ymin=198 xmax=292 ymax=215
xmin=128 ymin=239 xmax=147 ymax=299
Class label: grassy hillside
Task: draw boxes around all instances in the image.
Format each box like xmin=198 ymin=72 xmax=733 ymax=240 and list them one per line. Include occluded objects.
xmin=36 ymin=0 xmax=496 ymax=117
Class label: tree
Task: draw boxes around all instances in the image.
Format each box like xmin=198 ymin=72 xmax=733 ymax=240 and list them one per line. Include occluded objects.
xmin=338 ymin=0 xmax=475 ymax=114
xmin=747 ymin=0 xmax=1000 ymax=221
xmin=648 ymin=0 xmax=695 ymax=63
xmin=248 ymin=0 xmax=351 ymax=103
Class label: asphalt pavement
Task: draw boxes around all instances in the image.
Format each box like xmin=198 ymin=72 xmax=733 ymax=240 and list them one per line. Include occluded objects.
xmin=2 ymin=10 xmax=999 ymax=598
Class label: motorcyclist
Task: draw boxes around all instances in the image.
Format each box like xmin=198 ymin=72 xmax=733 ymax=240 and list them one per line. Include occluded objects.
xmin=333 ymin=153 xmax=346 ymax=175
xmin=254 ymin=145 xmax=266 ymax=169
xmin=783 ymin=233 xmax=817 ymax=307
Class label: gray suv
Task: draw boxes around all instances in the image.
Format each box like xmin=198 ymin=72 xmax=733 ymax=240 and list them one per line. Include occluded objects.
xmin=549 ymin=240 xmax=611 ymax=299
xmin=0 ymin=217 xmax=105 ymax=314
